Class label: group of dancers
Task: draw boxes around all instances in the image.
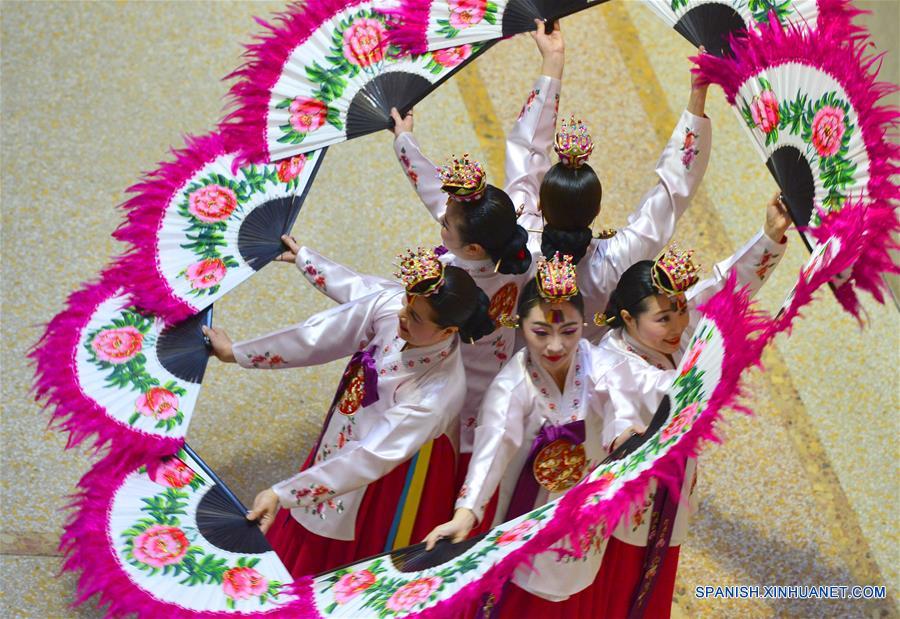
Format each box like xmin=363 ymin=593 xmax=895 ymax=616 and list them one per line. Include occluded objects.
xmin=201 ymin=21 xmax=791 ymax=618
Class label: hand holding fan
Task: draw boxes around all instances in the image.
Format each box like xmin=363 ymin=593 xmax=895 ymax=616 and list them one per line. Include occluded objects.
xmin=31 ymin=280 xmax=214 ymax=458
xmin=387 ymin=0 xmax=613 ymax=55
xmin=641 ymin=0 xmax=859 ymax=56
xmin=223 ymin=0 xmax=495 ymax=164
xmin=113 ymin=132 xmax=326 ymax=324
xmin=695 ymin=17 xmax=899 ymax=315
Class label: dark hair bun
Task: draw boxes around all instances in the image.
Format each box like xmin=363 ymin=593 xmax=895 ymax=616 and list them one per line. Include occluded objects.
xmin=459 ymin=286 xmax=495 ymax=342
xmin=496 ymin=225 xmax=532 ymax=275
xmin=541 ymin=225 xmax=593 ymax=264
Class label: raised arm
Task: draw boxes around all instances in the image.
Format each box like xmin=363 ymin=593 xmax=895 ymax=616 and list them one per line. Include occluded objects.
xmin=295 ymin=245 xmax=394 ymax=304
xmin=211 ymin=291 xmax=394 ymax=369
xmin=506 ymin=20 xmax=564 ymax=237
xmin=581 ymin=74 xmax=712 ymax=298
xmin=391 ymin=109 xmax=447 ymax=222
xmin=688 ymin=193 xmax=790 ymax=309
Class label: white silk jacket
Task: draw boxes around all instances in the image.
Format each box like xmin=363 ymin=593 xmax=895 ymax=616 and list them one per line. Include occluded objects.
xmin=233 ymin=288 xmax=465 ymax=541
xmin=391 ymin=74 xmax=561 ymax=452
xmin=453 ymin=340 xmax=629 ymax=600
xmin=593 ymin=228 xmax=787 ymax=547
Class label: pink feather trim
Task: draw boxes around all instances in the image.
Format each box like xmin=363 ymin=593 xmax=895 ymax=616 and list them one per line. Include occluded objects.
xmin=694 ymin=15 xmax=899 ymax=317
xmin=109 ymin=132 xmax=233 ymax=324
xmin=60 ymin=450 xmax=324 ymax=618
xmin=29 ymin=278 xmax=185 ymax=459
xmin=221 ymin=0 xmax=367 ymax=166
xmin=382 ymin=0 xmax=432 ymax=56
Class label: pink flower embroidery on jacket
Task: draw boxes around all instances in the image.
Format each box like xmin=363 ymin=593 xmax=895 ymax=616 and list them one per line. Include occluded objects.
xmin=754 ymin=248 xmax=779 ymax=281
xmin=398 ymin=146 xmax=419 ymax=188
xmin=518 ymin=88 xmax=540 ymax=121
xmin=245 ymin=351 xmax=287 ymax=368
xmin=681 ymin=127 xmax=700 ymax=170
xmin=303 ymin=260 xmax=327 ymax=291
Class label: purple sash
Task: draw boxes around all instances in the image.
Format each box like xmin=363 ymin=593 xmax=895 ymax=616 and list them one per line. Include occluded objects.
xmin=627 ymin=475 xmax=682 ymax=618
xmin=504 ymin=419 xmax=586 ymax=521
xmin=310 ymin=346 xmax=379 ymax=458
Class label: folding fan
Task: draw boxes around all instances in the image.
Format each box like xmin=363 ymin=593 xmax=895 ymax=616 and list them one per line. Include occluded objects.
xmin=386 ymin=0 xmax=613 ymax=55
xmin=112 ymin=132 xmax=326 ymax=324
xmin=223 ymin=0 xmax=496 ymax=164
xmin=695 ymin=17 xmax=900 ymax=312
xmin=641 ymin=0 xmax=859 ymax=56
xmin=61 ymin=445 xmax=311 ymax=617
xmin=31 ymin=280 xmax=212 ymax=457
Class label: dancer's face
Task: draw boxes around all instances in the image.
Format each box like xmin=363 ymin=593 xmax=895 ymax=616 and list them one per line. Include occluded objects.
xmin=439 ymin=199 xmax=466 ymax=253
xmin=622 ymin=293 xmax=690 ymax=355
xmin=520 ymin=300 xmax=583 ymax=375
xmin=397 ymin=294 xmax=456 ymax=347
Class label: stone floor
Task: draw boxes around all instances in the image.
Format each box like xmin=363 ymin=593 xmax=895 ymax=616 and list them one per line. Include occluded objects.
xmin=1 ymin=1 xmax=897 ymax=617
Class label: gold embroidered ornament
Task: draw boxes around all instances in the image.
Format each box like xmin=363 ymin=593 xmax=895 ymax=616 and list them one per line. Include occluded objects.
xmin=533 ymin=439 xmax=588 ymax=493
xmin=336 ymin=366 xmax=366 ymax=416
xmin=536 ymin=252 xmax=579 ymax=324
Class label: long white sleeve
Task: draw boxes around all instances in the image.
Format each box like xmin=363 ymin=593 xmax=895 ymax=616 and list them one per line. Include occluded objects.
xmin=295 ymin=246 xmax=394 ymax=305
xmin=393 ymin=132 xmax=447 ymax=222
xmin=232 ymin=290 xmax=394 ymax=369
xmin=580 ymin=110 xmax=713 ymax=310
xmin=455 ymin=371 xmax=528 ymax=523
xmin=505 ymin=75 xmax=561 ymax=236
xmin=688 ymin=228 xmax=787 ymax=311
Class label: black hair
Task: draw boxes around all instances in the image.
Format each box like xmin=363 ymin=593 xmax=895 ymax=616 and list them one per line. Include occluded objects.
xmin=455 ymin=184 xmax=532 ymax=275
xmin=604 ymin=260 xmax=661 ymax=328
xmin=516 ymin=278 xmax=585 ymax=324
xmin=539 ymin=163 xmax=603 ymax=263
xmin=415 ymin=266 xmax=496 ymax=343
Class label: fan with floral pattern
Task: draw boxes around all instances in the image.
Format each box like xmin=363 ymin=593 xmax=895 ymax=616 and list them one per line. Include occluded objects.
xmin=641 ymin=0 xmax=859 ymax=56
xmin=112 ymin=132 xmax=326 ymax=324
xmin=386 ymin=0 xmax=613 ymax=56
xmin=695 ymin=15 xmax=899 ymax=316
xmin=31 ymin=281 xmax=213 ymax=458
xmin=223 ymin=0 xmax=495 ymax=164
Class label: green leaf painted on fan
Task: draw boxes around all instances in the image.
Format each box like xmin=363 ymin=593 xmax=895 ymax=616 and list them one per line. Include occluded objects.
xmin=275 ymin=97 xmax=292 ymax=110
xmin=326 ymin=106 xmax=344 ymax=131
xmin=436 ymin=19 xmax=460 ymax=40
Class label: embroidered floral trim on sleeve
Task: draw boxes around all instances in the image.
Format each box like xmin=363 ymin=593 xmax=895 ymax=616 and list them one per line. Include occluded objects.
xmin=245 ymin=351 xmax=287 ymax=368
xmin=303 ymin=259 xmax=327 ymax=290
xmin=681 ymin=127 xmax=700 ymax=170
xmin=398 ymin=146 xmax=419 ymax=189
xmin=518 ymin=88 xmax=540 ymax=121
xmin=754 ymin=248 xmax=780 ymax=281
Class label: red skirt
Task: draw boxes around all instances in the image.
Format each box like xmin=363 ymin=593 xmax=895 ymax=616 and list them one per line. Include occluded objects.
xmin=593 ymin=536 xmax=681 ymax=619
xmin=266 ymin=435 xmax=457 ymax=577
xmin=456 ymin=451 xmax=499 ymax=538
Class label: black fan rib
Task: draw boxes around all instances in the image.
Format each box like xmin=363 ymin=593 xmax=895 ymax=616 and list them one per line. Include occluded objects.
xmin=196 ymin=484 xmax=273 ymax=554
xmin=766 ymin=145 xmax=816 ymax=252
xmin=674 ymin=3 xmax=746 ymax=57
xmin=156 ymin=307 xmax=212 ymax=384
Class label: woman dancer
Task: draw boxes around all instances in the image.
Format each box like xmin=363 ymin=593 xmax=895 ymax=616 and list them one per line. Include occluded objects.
xmin=203 ymin=248 xmax=493 ymax=575
xmin=387 ymin=20 xmax=562 ymax=496
xmin=592 ymin=193 xmax=791 ymax=617
xmin=423 ymin=254 xmax=640 ymax=617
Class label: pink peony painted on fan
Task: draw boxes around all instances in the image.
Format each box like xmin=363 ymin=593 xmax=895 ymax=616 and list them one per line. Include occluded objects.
xmin=333 ymin=569 xmax=376 ymax=604
xmin=679 ymin=339 xmax=706 ymax=376
xmin=131 ymin=525 xmax=189 ymax=568
xmin=135 ymin=387 xmax=179 ymax=421
xmin=222 ymin=566 xmax=268 ymax=600
xmin=431 ymin=44 xmax=473 ymax=68
xmin=750 ymin=91 xmax=779 ymax=134
xmin=277 ymin=154 xmax=307 ymax=183
xmin=149 ymin=457 xmax=195 ymax=489
xmin=185 ymin=258 xmax=227 ymax=290
xmin=188 ymin=184 xmax=238 ymax=223
xmin=385 ymin=576 xmax=443 ymax=612
xmin=496 ymin=519 xmax=538 ymax=546
xmin=811 ymin=106 xmax=846 ymax=157
xmin=289 ymin=98 xmax=329 ymax=135
xmin=342 ymin=18 xmax=386 ymax=68
xmin=91 ymin=327 xmax=144 ymax=364
xmin=449 ymin=0 xmax=487 ymax=29
xmin=661 ymin=411 xmax=691 ymax=442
